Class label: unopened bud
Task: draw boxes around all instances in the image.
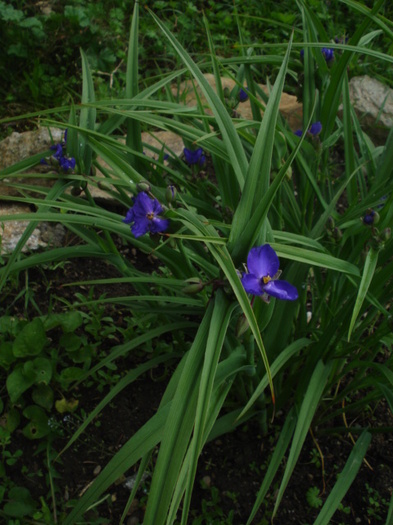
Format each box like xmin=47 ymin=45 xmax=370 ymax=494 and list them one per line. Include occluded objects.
xmin=362 ymin=210 xmax=379 ymax=226
xmin=285 ymin=165 xmax=292 ymax=181
xmin=182 ymin=278 xmax=204 ymax=294
xmin=327 ymin=216 xmax=335 ymax=230
xmin=166 ymin=185 xmax=177 ymax=204
xmin=332 ymin=227 xmax=342 ymax=241
xmin=236 ymin=314 xmax=249 ymax=337
xmin=381 ymin=228 xmax=391 ymax=241
xmin=71 ymin=185 xmax=83 ymax=196
xmin=137 ymin=181 xmax=151 ymax=193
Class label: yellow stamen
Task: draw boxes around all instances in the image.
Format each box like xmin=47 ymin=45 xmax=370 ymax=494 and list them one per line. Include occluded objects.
xmin=263 ymin=275 xmax=271 ymax=284
xmin=146 ymin=212 xmax=154 ymax=220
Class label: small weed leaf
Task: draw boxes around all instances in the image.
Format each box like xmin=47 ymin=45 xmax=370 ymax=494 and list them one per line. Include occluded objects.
xmin=32 ymin=384 xmax=54 ymax=411
xmin=22 ymin=405 xmax=50 ymax=440
xmin=12 ymin=318 xmax=48 ymax=358
xmin=6 ymin=365 xmax=35 ymax=404
xmin=3 ymin=486 xmax=37 ymax=518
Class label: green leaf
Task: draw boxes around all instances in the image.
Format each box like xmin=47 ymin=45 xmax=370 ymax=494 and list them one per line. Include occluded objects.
xmin=348 ymin=248 xmax=379 ymax=341
xmin=149 ymin=9 xmax=248 ymax=189
xmin=79 ymin=48 xmax=96 ymax=174
xmin=313 ymin=432 xmax=372 ymax=525
xmin=3 ymin=487 xmax=36 ymax=518
xmin=273 ymin=360 xmax=332 ymax=517
xmin=22 ymin=406 xmax=50 ymax=439
xmin=228 ymin=32 xmax=293 ymax=256
xmin=0 ymin=341 xmax=16 ymax=369
xmin=6 ymin=366 xmax=35 ymax=404
xmin=32 ymin=384 xmax=54 ymax=411
xmin=12 ymin=318 xmax=48 ymax=357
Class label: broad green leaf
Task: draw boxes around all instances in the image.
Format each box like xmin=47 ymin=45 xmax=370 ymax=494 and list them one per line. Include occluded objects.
xmin=22 ymin=405 xmax=50 ymax=439
xmin=12 ymin=318 xmax=48 ymax=357
xmin=6 ymin=366 xmax=35 ymax=404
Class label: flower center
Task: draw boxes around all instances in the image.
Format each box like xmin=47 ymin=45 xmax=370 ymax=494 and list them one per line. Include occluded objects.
xmin=262 ymin=275 xmax=271 ymax=284
xmin=146 ymin=212 xmax=155 ymax=220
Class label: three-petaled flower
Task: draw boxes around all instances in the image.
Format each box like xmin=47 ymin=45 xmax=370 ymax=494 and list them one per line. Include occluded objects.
xmin=123 ymin=192 xmax=169 ymax=238
xmin=183 ymin=147 xmax=206 ymax=166
xmin=241 ymin=244 xmax=298 ymax=301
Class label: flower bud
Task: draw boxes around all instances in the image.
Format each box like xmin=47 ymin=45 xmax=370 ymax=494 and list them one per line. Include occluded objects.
xmin=137 ymin=181 xmax=151 ymax=193
xmin=165 ymin=185 xmax=177 ymax=204
xmin=381 ymin=227 xmax=391 ymax=241
xmin=71 ymin=185 xmax=83 ymax=196
xmin=326 ymin=216 xmax=335 ymax=230
xmin=235 ymin=314 xmax=249 ymax=337
xmin=362 ymin=210 xmax=379 ymax=226
xmin=332 ymin=227 xmax=342 ymax=241
xmin=182 ymin=278 xmax=205 ymax=295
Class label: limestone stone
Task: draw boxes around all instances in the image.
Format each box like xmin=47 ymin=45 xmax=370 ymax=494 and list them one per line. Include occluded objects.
xmin=0 ymin=127 xmax=62 ymax=171
xmin=348 ymin=75 xmax=393 ymax=142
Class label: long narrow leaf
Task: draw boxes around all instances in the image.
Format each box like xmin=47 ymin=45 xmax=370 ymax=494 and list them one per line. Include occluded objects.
xmin=348 ymin=247 xmax=379 ymax=341
xmin=313 ymin=431 xmax=372 ymax=525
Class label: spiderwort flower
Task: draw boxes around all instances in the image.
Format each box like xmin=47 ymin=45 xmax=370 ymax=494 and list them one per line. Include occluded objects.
xmin=241 ymin=244 xmax=298 ymax=301
xmin=294 ymin=121 xmax=322 ymax=138
xmin=362 ymin=209 xmax=379 ymax=226
xmin=183 ymin=147 xmax=206 ymax=166
xmin=41 ymin=131 xmax=76 ymax=173
xmin=239 ymin=87 xmax=249 ymax=102
xmin=321 ymin=47 xmax=335 ymax=63
xmin=123 ymin=192 xmax=169 ymax=238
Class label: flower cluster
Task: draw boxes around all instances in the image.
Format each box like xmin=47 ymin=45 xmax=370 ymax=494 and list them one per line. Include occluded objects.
xmin=183 ymin=147 xmax=206 ymax=166
xmin=241 ymin=244 xmax=298 ymax=301
xmin=41 ymin=131 xmax=76 ymax=173
xmin=123 ymin=192 xmax=169 ymax=238
xmin=294 ymin=121 xmax=322 ymax=138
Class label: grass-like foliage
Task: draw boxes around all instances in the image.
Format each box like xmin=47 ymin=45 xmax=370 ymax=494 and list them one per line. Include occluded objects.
xmin=1 ymin=1 xmax=393 ymax=523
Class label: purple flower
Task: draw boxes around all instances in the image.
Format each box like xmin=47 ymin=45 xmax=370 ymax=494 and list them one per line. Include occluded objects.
xmin=362 ymin=210 xmax=379 ymax=226
xmin=309 ymin=121 xmax=322 ymax=136
xmin=184 ymin=147 xmax=206 ymax=166
xmin=321 ymin=47 xmax=334 ymax=63
xmin=42 ymin=132 xmax=76 ymax=173
xmin=59 ymin=156 xmax=76 ymax=172
xmin=123 ymin=192 xmax=169 ymax=238
xmin=294 ymin=121 xmax=322 ymax=137
xmin=241 ymin=244 xmax=298 ymax=301
xmin=239 ymin=88 xmax=249 ymax=102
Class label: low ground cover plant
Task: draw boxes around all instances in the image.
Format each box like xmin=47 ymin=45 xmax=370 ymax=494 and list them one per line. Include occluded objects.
xmin=1 ymin=0 xmax=393 ymax=523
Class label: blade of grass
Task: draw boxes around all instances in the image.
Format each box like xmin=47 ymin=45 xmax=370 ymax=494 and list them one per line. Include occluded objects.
xmin=273 ymin=360 xmax=332 ymax=517
xmin=348 ymin=247 xmax=379 ymax=341
xmin=313 ymin=431 xmax=372 ymax=525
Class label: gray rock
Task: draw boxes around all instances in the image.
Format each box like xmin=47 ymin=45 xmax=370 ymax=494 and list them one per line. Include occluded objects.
xmin=0 ymin=127 xmax=63 ymax=171
xmin=348 ymin=75 xmax=393 ymax=142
